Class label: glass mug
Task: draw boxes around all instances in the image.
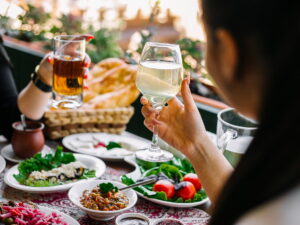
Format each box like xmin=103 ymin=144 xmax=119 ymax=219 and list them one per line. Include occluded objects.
xmin=52 ymin=35 xmax=86 ymax=109
xmin=217 ymin=108 xmax=258 ymax=167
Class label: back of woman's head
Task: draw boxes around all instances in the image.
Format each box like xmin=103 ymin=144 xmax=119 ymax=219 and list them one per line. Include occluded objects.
xmin=201 ymin=0 xmax=300 ymax=224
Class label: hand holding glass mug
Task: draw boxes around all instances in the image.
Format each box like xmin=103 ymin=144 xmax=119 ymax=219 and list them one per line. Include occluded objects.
xmin=34 ymin=35 xmax=93 ymax=92
xmin=50 ymin=34 xmax=93 ymax=109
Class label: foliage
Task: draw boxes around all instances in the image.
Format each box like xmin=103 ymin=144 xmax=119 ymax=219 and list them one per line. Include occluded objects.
xmin=176 ymin=38 xmax=205 ymax=73
xmin=136 ymin=30 xmax=153 ymax=54
xmin=14 ymin=4 xmax=50 ymax=42
xmin=0 ymin=15 xmax=10 ymax=31
xmin=87 ymin=28 xmax=123 ymax=63
xmin=57 ymin=14 xmax=84 ymax=35
xmin=18 ymin=4 xmax=50 ymax=26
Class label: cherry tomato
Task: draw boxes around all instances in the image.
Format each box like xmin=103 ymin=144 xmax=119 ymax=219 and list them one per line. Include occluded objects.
xmin=153 ymin=180 xmax=175 ymax=199
xmin=176 ymin=181 xmax=196 ymax=200
xmin=183 ymin=173 xmax=202 ymax=191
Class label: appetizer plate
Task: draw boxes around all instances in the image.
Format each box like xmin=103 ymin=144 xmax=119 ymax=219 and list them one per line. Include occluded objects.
xmin=0 ymin=155 xmax=5 ymax=174
xmin=1 ymin=144 xmax=53 ymax=163
xmin=62 ymin=132 xmax=150 ymax=161
xmin=4 ymin=154 xmax=106 ymax=193
xmin=39 ymin=206 xmax=80 ymax=225
xmin=123 ymin=156 xmax=210 ymax=208
xmin=68 ymin=180 xmax=137 ymax=221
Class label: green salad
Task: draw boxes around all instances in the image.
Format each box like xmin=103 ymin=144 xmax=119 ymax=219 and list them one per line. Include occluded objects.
xmin=14 ymin=146 xmax=96 ymax=187
xmin=121 ymin=157 xmax=207 ymax=203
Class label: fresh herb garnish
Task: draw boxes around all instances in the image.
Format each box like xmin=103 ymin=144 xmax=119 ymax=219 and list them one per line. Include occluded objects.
xmin=106 ymin=141 xmax=122 ymax=150
xmin=99 ymin=183 xmax=119 ymax=194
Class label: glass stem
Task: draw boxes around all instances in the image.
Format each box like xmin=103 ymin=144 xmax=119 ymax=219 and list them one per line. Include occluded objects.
xmin=150 ymin=105 xmax=163 ymax=152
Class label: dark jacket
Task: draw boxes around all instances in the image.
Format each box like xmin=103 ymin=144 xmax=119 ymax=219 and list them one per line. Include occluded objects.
xmin=0 ymin=36 xmax=21 ymax=140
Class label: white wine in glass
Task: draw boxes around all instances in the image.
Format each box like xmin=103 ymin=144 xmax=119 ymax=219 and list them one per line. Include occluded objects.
xmin=136 ymin=42 xmax=183 ymax=162
xmin=136 ymin=61 xmax=182 ymax=106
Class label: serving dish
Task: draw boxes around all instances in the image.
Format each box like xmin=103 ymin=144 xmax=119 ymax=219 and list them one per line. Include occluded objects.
xmin=1 ymin=144 xmax=53 ymax=163
xmin=39 ymin=206 xmax=80 ymax=225
xmin=116 ymin=213 xmax=151 ymax=225
xmin=0 ymin=201 xmax=79 ymax=225
xmin=4 ymin=153 xmax=106 ymax=193
xmin=68 ymin=180 xmax=137 ymax=221
xmin=122 ymin=156 xmax=209 ymax=208
xmin=62 ymin=132 xmax=150 ymax=161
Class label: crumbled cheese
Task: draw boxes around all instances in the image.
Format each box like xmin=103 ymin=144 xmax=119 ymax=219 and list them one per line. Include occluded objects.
xmin=29 ymin=161 xmax=86 ymax=180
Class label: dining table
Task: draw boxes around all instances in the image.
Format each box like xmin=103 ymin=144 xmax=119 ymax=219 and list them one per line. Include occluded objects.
xmin=0 ymin=132 xmax=211 ymax=225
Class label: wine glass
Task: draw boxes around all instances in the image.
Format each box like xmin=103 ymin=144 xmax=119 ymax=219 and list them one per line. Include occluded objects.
xmin=136 ymin=42 xmax=183 ymax=162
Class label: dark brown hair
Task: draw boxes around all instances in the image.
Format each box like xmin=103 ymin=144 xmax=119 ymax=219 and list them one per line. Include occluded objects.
xmin=201 ymin=0 xmax=300 ymax=224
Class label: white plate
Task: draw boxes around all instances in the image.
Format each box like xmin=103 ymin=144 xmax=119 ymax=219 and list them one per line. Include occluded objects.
xmin=123 ymin=156 xmax=209 ymax=208
xmin=4 ymin=154 xmax=106 ymax=193
xmin=38 ymin=206 xmax=80 ymax=225
xmin=0 ymin=155 xmax=5 ymax=174
xmin=62 ymin=132 xmax=150 ymax=161
xmin=1 ymin=144 xmax=54 ymax=163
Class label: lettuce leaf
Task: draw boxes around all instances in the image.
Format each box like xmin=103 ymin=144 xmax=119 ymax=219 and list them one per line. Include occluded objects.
xmin=14 ymin=146 xmax=76 ymax=184
xmin=121 ymin=157 xmax=207 ymax=203
xmin=80 ymin=169 xmax=96 ymax=179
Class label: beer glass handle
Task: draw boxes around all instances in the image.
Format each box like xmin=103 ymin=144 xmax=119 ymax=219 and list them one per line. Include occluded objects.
xmin=217 ymin=129 xmax=238 ymax=153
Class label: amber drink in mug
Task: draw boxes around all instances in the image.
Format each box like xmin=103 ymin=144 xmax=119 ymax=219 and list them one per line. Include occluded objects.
xmin=52 ymin=35 xmax=86 ymax=109
xmin=217 ymin=108 xmax=258 ymax=167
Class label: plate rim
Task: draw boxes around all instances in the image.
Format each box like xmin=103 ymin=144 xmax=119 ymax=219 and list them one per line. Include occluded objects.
xmin=1 ymin=144 xmax=53 ymax=163
xmin=0 ymin=155 xmax=5 ymax=174
xmin=4 ymin=153 xmax=106 ymax=193
xmin=122 ymin=156 xmax=210 ymax=208
xmin=38 ymin=205 xmax=80 ymax=225
xmin=62 ymin=132 xmax=149 ymax=161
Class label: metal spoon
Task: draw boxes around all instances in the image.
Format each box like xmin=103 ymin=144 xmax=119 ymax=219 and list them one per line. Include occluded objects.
xmin=119 ymin=177 xmax=157 ymax=191
xmin=20 ymin=114 xmax=26 ymax=131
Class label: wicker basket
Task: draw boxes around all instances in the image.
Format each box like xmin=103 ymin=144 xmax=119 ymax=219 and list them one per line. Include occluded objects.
xmin=43 ymin=107 xmax=134 ymax=139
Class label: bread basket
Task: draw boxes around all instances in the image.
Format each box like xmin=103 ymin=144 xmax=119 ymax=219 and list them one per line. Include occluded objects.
xmin=43 ymin=107 xmax=134 ymax=139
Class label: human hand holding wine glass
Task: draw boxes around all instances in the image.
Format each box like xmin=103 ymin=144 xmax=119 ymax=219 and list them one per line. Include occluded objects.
xmin=136 ymin=42 xmax=183 ymax=162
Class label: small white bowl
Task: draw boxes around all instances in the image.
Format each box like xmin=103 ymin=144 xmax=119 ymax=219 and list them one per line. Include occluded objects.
xmin=68 ymin=180 xmax=137 ymax=221
xmin=116 ymin=213 xmax=151 ymax=225
xmin=151 ymin=218 xmax=184 ymax=225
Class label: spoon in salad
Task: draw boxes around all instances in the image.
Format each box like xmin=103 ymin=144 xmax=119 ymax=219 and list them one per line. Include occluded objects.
xmin=119 ymin=177 xmax=157 ymax=191
xmin=20 ymin=114 xmax=27 ymax=131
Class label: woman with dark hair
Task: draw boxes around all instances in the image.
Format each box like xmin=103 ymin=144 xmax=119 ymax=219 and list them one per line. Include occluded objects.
xmin=141 ymin=0 xmax=300 ymax=224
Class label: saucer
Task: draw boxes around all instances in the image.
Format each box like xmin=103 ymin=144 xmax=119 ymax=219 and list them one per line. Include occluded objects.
xmin=1 ymin=144 xmax=53 ymax=163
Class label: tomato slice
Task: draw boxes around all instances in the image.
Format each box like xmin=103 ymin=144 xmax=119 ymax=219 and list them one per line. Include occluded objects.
xmin=153 ymin=180 xmax=175 ymax=199
xmin=176 ymin=181 xmax=196 ymax=200
xmin=183 ymin=173 xmax=202 ymax=191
